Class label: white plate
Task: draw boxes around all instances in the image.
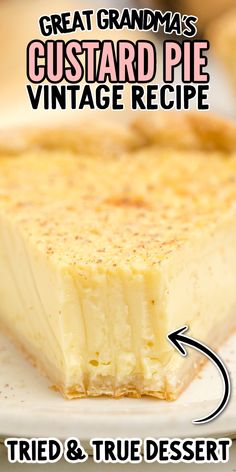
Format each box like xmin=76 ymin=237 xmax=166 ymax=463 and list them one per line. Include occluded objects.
xmin=0 ymin=331 xmax=235 ymax=440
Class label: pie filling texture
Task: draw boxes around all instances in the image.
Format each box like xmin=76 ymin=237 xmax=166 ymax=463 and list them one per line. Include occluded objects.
xmin=0 ymin=112 xmax=236 ymax=399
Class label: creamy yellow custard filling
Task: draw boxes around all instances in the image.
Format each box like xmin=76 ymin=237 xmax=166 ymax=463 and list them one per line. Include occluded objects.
xmin=0 ymin=114 xmax=236 ymax=398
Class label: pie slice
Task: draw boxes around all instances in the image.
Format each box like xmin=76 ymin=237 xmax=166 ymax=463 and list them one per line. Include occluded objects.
xmin=0 ymin=112 xmax=236 ymax=400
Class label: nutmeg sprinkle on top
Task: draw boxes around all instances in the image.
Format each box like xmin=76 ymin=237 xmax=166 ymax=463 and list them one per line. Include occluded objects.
xmin=0 ymin=145 xmax=236 ymax=269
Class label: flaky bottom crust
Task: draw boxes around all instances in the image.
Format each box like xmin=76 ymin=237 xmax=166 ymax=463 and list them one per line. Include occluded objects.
xmin=1 ymin=307 xmax=235 ymax=401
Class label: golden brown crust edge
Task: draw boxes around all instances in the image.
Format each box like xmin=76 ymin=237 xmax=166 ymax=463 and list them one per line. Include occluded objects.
xmin=1 ymin=112 xmax=236 ymax=159
xmin=131 ymin=111 xmax=236 ymax=154
xmin=0 ymin=119 xmax=144 ymax=157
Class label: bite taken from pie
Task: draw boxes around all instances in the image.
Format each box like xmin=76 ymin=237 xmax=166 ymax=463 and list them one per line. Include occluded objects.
xmin=0 ymin=112 xmax=236 ymax=400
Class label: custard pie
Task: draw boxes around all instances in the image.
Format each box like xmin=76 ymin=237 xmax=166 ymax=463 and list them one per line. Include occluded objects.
xmin=0 ymin=112 xmax=236 ymax=399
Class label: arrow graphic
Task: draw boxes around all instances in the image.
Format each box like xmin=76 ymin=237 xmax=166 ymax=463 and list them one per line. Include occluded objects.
xmin=167 ymin=326 xmax=231 ymax=425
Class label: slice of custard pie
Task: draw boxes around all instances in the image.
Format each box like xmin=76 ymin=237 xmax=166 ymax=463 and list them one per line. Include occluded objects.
xmin=0 ymin=112 xmax=236 ymax=399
